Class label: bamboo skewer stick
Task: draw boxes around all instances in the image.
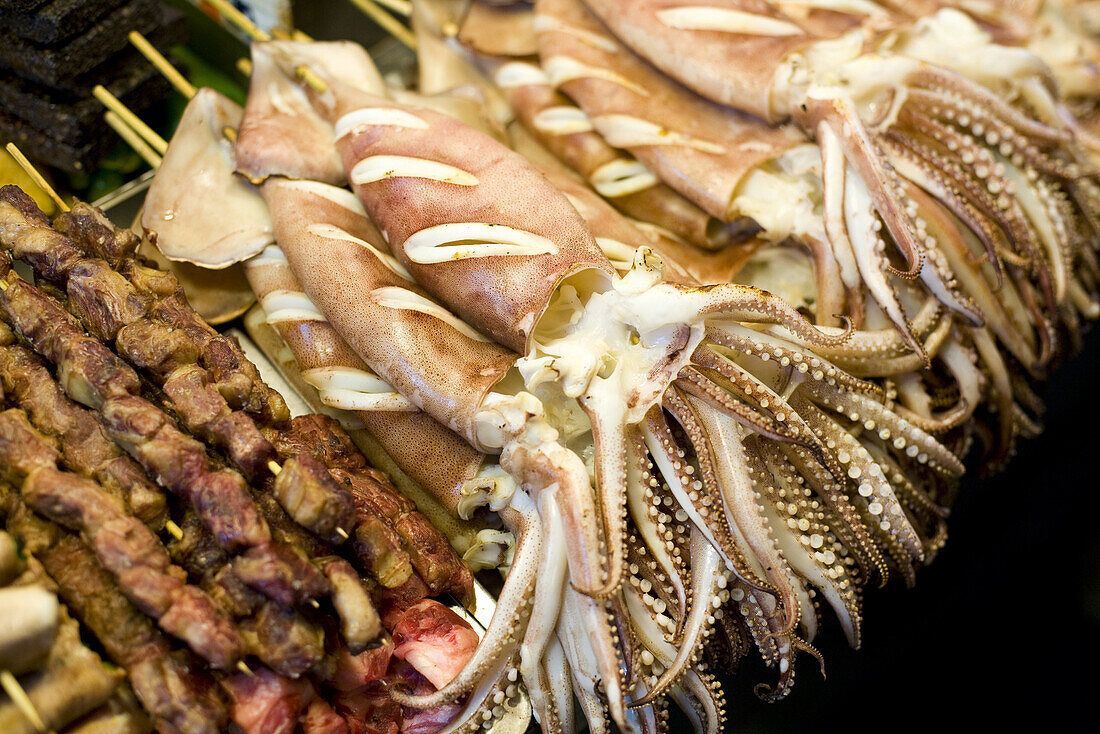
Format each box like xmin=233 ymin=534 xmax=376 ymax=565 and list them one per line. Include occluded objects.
xmin=204 ymin=0 xmax=270 ymax=41
xmin=4 ymin=143 xmax=68 ymax=213
xmin=104 ymin=112 xmax=163 ymax=169
xmin=92 ymin=86 xmax=168 ymax=155
xmin=0 ymin=670 xmax=47 ymax=733
xmin=347 ymin=0 xmax=417 ymax=50
xmin=127 ymin=31 xmax=196 ymax=99
xmin=372 ymin=0 xmax=411 ymax=17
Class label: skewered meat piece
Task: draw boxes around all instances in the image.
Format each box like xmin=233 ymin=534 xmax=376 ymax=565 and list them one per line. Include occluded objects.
xmin=221 ymin=665 xmax=313 ymax=734
xmin=146 ymin=293 xmax=286 ymax=422
xmin=267 ymin=416 xmax=474 ymax=603
xmin=240 ymin=602 xmax=325 ymax=679
xmin=165 ymin=511 xmax=327 ymax=679
xmin=167 ymin=509 xmax=264 ymax=618
xmin=0 ymin=343 xmax=167 ymax=528
xmin=2 ymin=499 xmax=226 ymax=734
xmin=271 ymin=454 xmax=355 ymax=545
xmin=318 ymin=556 xmax=383 ymax=654
xmin=0 ymin=187 xmax=84 ymax=282
xmin=115 ymin=318 xmax=200 ymax=375
xmin=65 ymin=259 xmax=153 ymax=342
xmin=339 ymin=468 xmax=472 ymax=604
xmin=160 ymin=363 xmax=277 ymax=481
xmin=230 ymin=542 xmax=330 ymax=608
xmin=99 ymin=394 xmax=271 ymax=550
xmin=1 ymin=278 xmax=139 ymax=408
xmin=54 ymin=200 xmax=141 ymax=267
xmin=0 ymin=409 xmax=241 ymax=669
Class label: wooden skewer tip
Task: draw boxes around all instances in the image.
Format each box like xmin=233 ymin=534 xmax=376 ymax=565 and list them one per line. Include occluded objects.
xmin=205 ymin=0 xmax=270 ymax=41
xmin=4 ymin=143 xmax=69 ymax=213
xmin=236 ymin=661 xmax=255 ymax=676
xmin=0 ymin=670 xmax=47 ymax=733
xmin=128 ymin=31 xmax=197 ymax=100
xmin=267 ymin=460 xmax=282 ymax=476
xmin=335 ymin=526 xmax=350 ymax=540
xmin=309 ymin=599 xmax=321 ymax=609
xmin=91 ymin=86 xmax=169 ymax=156
xmin=165 ymin=519 xmax=184 ymax=540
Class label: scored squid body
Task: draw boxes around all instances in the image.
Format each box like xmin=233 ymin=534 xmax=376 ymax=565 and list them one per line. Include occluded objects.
xmin=534 ymin=0 xmax=803 ymax=225
xmin=141 ymin=88 xmax=273 ymax=267
xmin=531 ymin=0 xmax=865 ymax=325
xmin=258 ymin=180 xmax=522 ymax=451
xmin=478 ymin=53 xmax=740 ymax=250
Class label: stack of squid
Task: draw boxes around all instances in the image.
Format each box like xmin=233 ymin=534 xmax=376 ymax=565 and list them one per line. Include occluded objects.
xmin=136 ymin=1 xmax=1100 ymax=732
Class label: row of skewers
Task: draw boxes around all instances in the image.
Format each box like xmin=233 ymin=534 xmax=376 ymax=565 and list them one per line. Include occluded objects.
xmin=0 ymin=171 xmax=486 ymax=734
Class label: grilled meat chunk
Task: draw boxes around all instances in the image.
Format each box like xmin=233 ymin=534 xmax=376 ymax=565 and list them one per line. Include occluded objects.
xmin=273 ymin=455 xmax=355 ymax=545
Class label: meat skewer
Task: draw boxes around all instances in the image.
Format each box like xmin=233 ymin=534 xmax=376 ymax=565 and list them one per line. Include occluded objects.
xmin=0 ymin=324 xmax=329 ymax=677
xmin=0 ymin=402 xmax=241 ymax=669
xmin=0 ymin=494 xmax=228 ymax=734
xmin=0 ymin=185 xmax=358 ymax=547
xmin=42 ymin=179 xmax=473 ymax=604
xmin=0 ymin=257 xmax=338 ymax=613
xmin=0 ymin=340 xmax=168 ymax=530
xmin=1 ymin=142 xmax=483 ymax=729
xmin=0 ymin=181 xmax=450 ymax=686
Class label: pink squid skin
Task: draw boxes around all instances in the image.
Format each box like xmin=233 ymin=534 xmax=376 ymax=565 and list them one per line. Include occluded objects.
xmin=536 ymin=0 xmax=804 ymax=223
xmin=576 ymin=0 xmax=830 ymax=122
xmin=242 ymin=240 xmax=492 ymax=512
xmin=536 ymin=160 xmax=756 ymax=286
xmin=534 ymin=0 xmax=850 ymax=323
xmin=322 ymin=82 xmax=616 ymax=355
xmin=259 ymin=177 xmax=517 ymax=451
xmin=477 ymin=55 xmax=731 ymax=250
xmin=236 ymin=40 xmax=387 ymax=185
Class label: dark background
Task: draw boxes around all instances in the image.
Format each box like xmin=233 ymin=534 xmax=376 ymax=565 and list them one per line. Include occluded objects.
xmin=716 ymin=331 xmax=1100 ymax=733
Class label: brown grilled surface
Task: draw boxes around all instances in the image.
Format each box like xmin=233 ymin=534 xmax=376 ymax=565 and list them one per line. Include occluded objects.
xmin=0 ymin=187 xmax=483 ymax=731
xmin=55 ymin=201 xmax=141 ymax=265
xmin=0 ymin=491 xmax=227 ymax=734
xmin=0 ymin=408 xmax=242 ymax=670
xmin=268 ymin=415 xmax=475 ymax=605
xmin=0 ymin=343 xmax=167 ymax=527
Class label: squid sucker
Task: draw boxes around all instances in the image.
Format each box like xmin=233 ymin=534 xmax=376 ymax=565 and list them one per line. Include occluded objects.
xmin=133 ymin=1 xmax=1100 ymax=731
